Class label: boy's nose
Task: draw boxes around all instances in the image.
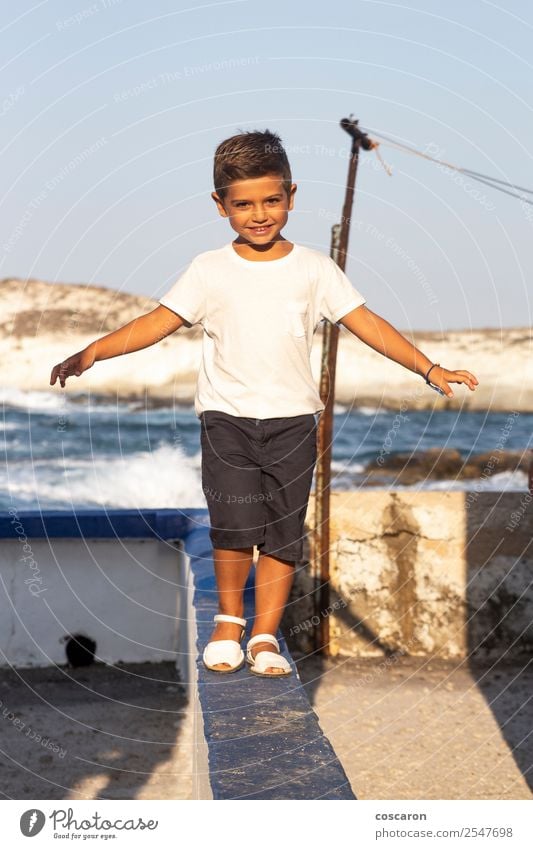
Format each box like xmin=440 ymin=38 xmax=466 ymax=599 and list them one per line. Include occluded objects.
xmin=251 ymin=207 xmax=268 ymax=222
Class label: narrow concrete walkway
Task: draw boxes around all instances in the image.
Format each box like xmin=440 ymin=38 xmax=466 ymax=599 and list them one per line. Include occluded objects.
xmin=297 ymin=654 xmax=533 ymax=800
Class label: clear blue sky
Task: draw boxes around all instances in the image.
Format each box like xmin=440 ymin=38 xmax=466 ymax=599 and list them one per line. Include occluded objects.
xmin=1 ymin=0 xmax=532 ymax=330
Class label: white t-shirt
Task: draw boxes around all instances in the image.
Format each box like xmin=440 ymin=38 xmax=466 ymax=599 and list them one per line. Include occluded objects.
xmin=159 ymin=241 xmax=366 ymax=418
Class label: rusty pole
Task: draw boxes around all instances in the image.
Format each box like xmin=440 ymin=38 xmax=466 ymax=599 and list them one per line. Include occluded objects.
xmin=313 ymin=117 xmax=375 ymax=655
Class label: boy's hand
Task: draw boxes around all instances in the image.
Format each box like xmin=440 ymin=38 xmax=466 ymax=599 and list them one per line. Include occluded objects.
xmin=428 ymin=366 xmax=479 ymax=398
xmin=50 ymin=346 xmax=96 ymax=388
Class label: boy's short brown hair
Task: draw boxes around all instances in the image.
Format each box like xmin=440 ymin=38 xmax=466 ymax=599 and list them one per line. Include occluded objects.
xmin=213 ymin=129 xmax=292 ymax=202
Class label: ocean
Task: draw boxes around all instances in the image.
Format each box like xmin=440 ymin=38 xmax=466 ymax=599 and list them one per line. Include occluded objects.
xmin=1 ymin=389 xmax=531 ymax=511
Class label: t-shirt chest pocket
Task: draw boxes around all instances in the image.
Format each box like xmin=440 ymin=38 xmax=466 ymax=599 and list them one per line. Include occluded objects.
xmin=284 ymin=300 xmax=309 ymax=338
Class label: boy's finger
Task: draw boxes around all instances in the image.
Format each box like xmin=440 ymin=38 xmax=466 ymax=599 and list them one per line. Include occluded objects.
xmin=455 ymin=370 xmax=479 ymax=384
xmin=57 ymin=361 xmax=69 ymax=388
xmin=455 ymin=372 xmax=477 ymax=389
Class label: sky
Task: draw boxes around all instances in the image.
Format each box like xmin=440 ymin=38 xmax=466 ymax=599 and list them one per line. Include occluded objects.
xmin=1 ymin=0 xmax=532 ymax=331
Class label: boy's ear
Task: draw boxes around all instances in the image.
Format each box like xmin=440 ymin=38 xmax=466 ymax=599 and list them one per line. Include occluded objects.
xmin=287 ymin=183 xmax=297 ymax=209
xmin=211 ymin=191 xmax=228 ymax=218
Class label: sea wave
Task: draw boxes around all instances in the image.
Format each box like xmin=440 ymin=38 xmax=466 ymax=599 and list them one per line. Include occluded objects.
xmin=5 ymin=444 xmax=205 ymax=510
xmin=332 ymin=403 xmax=386 ymax=416
xmin=0 ymin=387 xmax=141 ymax=416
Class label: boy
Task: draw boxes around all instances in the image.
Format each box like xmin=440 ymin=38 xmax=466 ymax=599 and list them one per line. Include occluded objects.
xmin=50 ymin=129 xmax=478 ymax=677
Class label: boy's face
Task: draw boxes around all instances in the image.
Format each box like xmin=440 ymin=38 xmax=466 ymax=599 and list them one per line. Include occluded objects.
xmin=211 ymin=174 xmax=297 ymax=245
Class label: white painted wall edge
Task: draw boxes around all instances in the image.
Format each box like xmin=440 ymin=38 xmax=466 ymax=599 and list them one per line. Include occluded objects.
xmin=175 ymin=541 xmax=213 ymax=801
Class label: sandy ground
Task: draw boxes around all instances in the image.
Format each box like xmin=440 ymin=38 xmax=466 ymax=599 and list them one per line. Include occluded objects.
xmin=0 ymin=661 xmax=192 ymax=800
xmin=1 ymin=655 xmax=531 ymax=800
xmin=297 ymin=654 xmax=533 ymax=800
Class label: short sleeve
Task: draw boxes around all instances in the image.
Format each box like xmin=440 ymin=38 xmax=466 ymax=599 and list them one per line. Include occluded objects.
xmin=158 ymin=258 xmax=206 ymax=327
xmin=319 ymin=257 xmax=366 ymax=324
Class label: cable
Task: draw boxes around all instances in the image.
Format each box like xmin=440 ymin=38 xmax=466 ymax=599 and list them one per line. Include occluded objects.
xmin=456 ymin=171 xmax=533 ymax=205
xmin=460 ymin=168 xmax=533 ymax=196
xmin=362 ymin=126 xmax=533 ymax=206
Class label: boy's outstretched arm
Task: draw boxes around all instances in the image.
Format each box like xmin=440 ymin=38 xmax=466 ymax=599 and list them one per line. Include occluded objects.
xmin=338 ymin=305 xmax=479 ymax=398
xmin=50 ymin=304 xmax=185 ymax=388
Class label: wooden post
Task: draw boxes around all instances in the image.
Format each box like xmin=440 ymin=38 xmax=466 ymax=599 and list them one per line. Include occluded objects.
xmin=313 ymin=118 xmax=375 ymax=655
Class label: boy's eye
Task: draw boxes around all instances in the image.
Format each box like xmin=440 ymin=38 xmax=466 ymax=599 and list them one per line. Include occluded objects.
xmin=234 ymin=198 xmax=281 ymax=208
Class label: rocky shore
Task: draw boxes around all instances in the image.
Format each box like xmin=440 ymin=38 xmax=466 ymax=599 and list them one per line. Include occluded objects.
xmin=3 ymin=277 xmax=532 ymax=412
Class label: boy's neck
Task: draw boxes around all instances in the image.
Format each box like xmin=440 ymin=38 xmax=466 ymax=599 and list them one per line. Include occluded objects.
xmin=231 ymin=235 xmax=294 ymax=262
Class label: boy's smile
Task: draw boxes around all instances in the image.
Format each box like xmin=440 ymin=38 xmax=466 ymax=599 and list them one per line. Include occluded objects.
xmin=212 ymin=174 xmax=297 ymax=258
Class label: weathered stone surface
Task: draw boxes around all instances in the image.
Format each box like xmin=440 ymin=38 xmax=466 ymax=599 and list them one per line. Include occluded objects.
xmin=284 ymin=491 xmax=533 ymax=660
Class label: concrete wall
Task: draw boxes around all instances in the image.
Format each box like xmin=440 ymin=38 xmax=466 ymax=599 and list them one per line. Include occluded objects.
xmin=0 ymin=537 xmax=183 ymax=668
xmin=2 ymin=493 xmax=531 ymax=668
xmin=284 ymin=491 xmax=533 ymax=660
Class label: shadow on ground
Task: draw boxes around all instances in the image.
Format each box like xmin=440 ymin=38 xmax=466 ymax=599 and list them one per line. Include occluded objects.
xmin=0 ymin=661 xmax=191 ymax=800
xmin=282 ymin=489 xmax=533 ymax=800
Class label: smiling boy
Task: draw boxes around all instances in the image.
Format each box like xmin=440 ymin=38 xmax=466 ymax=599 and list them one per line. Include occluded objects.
xmin=51 ymin=129 xmax=478 ymax=676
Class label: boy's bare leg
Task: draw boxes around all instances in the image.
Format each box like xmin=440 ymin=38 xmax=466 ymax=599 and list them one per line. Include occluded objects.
xmin=251 ymin=552 xmax=295 ymax=674
xmin=208 ymin=546 xmax=253 ymax=670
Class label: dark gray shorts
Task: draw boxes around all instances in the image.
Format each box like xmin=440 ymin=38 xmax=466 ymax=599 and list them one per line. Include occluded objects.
xmin=200 ymin=409 xmax=319 ymax=563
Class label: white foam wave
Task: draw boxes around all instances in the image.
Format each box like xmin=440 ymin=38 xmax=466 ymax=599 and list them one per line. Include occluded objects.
xmin=365 ymin=469 xmax=529 ymax=492
xmin=7 ymin=444 xmax=206 ymax=509
xmin=356 ymin=405 xmax=383 ymax=416
xmin=0 ymin=387 xmax=161 ymax=417
xmin=331 ymin=459 xmax=367 ymax=474
xmin=332 ymin=403 xmax=384 ymax=417
xmin=1 ymin=387 xmax=69 ymax=413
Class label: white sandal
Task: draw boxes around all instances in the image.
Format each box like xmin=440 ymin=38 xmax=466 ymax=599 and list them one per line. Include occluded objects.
xmin=202 ymin=614 xmax=247 ymax=673
xmin=245 ymin=633 xmax=292 ymax=677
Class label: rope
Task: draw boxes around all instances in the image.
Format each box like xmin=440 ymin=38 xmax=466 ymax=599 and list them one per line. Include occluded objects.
xmin=363 ymin=127 xmax=533 ymax=207
xmin=372 ymin=143 xmax=393 ymax=176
